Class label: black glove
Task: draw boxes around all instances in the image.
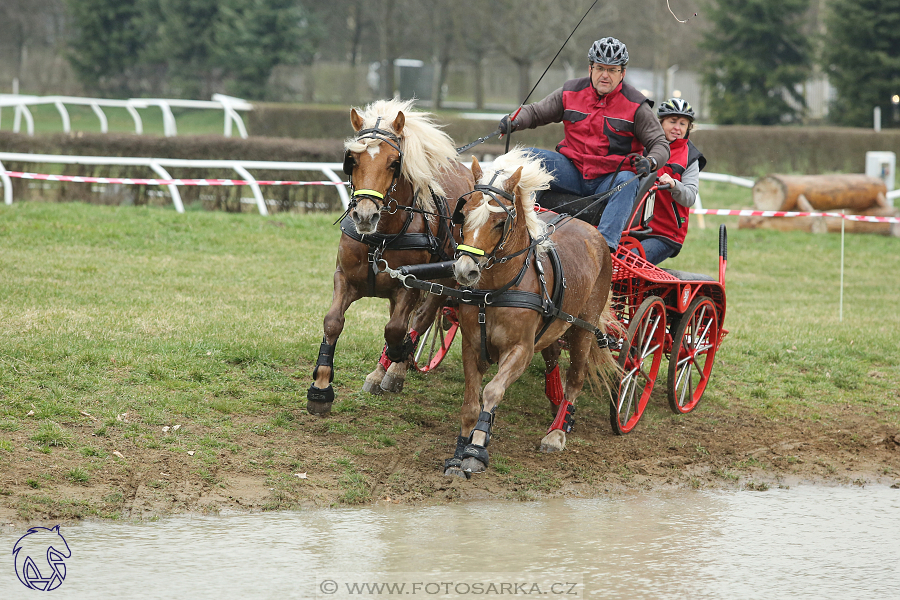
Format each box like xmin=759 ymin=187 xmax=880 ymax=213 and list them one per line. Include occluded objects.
xmin=498 ymin=115 xmax=517 ymax=135
xmin=630 ymin=154 xmax=656 ymax=177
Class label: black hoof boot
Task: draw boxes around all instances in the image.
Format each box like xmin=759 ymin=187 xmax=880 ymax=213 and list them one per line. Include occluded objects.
xmin=443 ymin=436 xmax=470 ymax=479
xmin=307 ymin=384 xmax=334 ymax=416
xmin=461 ymin=444 xmax=489 ymax=473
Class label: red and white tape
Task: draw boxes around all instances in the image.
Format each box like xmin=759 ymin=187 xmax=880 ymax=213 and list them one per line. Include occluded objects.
xmin=5 ymin=170 xmax=900 ymax=224
xmin=2 ymin=171 xmax=347 ymax=187
xmin=689 ymin=208 xmax=900 ymax=225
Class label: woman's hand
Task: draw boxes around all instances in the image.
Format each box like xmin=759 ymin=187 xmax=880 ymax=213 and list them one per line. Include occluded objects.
xmin=658 ymin=173 xmax=676 ymax=187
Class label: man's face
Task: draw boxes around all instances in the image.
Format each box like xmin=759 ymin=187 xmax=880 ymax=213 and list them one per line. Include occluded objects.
xmin=590 ymin=63 xmax=626 ymax=95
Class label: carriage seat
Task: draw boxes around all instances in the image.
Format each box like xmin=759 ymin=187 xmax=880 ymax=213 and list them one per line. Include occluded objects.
xmin=661 ymin=268 xmax=716 ymax=282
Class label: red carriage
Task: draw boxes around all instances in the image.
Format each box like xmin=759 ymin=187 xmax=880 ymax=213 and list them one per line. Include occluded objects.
xmin=409 ymin=178 xmax=729 ymax=435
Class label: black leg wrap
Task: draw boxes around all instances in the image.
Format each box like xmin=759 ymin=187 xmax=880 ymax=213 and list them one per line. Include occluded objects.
xmin=462 ymin=409 xmax=495 ymax=469
xmin=443 ymin=435 xmax=468 ymax=471
xmin=385 ymin=333 xmax=417 ymax=363
xmin=312 ymin=337 xmax=336 ymax=383
xmin=306 ymin=383 xmax=334 ymax=415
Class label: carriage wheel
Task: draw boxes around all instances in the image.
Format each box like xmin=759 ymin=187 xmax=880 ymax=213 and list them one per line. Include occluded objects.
xmin=610 ymin=296 xmax=666 ymax=435
xmin=414 ymin=306 xmax=459 ymax=372
xmin=667 ymin=296 xmax=719 ymax=414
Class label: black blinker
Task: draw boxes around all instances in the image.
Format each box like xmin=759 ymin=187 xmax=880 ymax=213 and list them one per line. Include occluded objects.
xmin=452 ymin=197 xmax=467 ymax=225
xmin=342 ymin=151 xmax=354 ymax=176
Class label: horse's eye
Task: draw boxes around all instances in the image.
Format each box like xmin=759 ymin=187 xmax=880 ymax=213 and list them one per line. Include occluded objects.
xmin=493 ymin=221 xmax=505 ymax=230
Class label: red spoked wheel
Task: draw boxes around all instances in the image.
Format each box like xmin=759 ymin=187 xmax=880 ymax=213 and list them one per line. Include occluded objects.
xmin=667 ymin=296 xmax=719 ymax=414
xmin=610 ymin=296 xmax=666 ymax=435
xmin=414 ymin=306 xmax=459 ymax=372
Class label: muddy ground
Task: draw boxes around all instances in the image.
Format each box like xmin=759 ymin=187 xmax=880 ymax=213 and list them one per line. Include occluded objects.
xmin=2 ymin=384 xmax=899 ymax=527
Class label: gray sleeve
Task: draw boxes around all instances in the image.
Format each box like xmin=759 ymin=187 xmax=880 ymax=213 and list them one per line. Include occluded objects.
xmin=511 ymin=88 xmax=564 ymax=130
xmin=634 ymin=103 xmax=669 ymax=169
xmin=670 ymin=159 xmax=700 ymax=207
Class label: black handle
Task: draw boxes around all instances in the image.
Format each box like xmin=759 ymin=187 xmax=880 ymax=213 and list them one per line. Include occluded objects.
xmin=398 ymin=260 xmax=457 ymax=280
xmin=719 ymin=224 xmax=727 ymax=260
xmin=656 ymin=182 xmax=672 ymax=190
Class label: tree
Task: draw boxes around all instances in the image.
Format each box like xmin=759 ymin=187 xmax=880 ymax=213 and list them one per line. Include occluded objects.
xmin=823 ymin=0 xmax=900 ymax=128
xmin=65 ymin=0 xmax=157 ymax=96
xmin=214 ymin=0 xmax=321 ymax=99
xmin=700 ymin=0 xmax=812 ymax=125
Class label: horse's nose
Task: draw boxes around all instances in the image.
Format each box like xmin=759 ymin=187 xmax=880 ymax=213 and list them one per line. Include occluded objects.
xmin=453 ymin=257 xmax=480 ymax=286
xmin=354 ymin=212 xmax=379 ymax=234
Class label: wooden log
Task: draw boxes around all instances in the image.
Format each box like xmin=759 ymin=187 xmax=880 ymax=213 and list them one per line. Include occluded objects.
xmin=752 ymin=174 xmax=887 ymax=212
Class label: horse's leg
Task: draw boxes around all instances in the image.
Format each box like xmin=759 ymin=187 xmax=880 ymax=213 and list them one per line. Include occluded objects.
xmin=362 ymin=297 xmax=395 ymax=395
xmin=542 ymin=342 xmax=564 ymax=418
xmin=444 ymin=333 xmax=487 ymax=479
xmin=541 ymin=327 xmax=592 ymax=453
xmin=460 ymin=343 xmax=533 ymax=474
xmin=308 ymin=270 xmax=361 ymax=415
xmin=381 ymin=291 xmax=441 ymax=393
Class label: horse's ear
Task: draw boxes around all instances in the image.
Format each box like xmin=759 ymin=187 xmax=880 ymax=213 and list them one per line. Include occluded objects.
xmin=505 ymin=166 xmax=523 ymax=195
xmin=471 ymin=156 xmax=483 ymax=183
xmin=392 ymin=111 xmax=405 ymax=136
xmin=350 ymin=108 xmax=364 ymax=132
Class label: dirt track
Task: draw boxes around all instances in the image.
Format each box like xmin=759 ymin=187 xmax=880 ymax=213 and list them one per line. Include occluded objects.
xmin=2 ymin=389 xmax=899 ymax=525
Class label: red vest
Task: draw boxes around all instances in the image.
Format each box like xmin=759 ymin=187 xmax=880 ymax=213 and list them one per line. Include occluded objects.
xmin=649 ymin=138 xmax=704 ymax=246
xmin=557 ymin=79 xmax=648 ymax=178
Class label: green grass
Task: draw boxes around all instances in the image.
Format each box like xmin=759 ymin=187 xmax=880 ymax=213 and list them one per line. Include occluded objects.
xmin=0 ymin=195 xmax=898 ymax=475
xmin=0 ymin=103 xmax=233 ymax=136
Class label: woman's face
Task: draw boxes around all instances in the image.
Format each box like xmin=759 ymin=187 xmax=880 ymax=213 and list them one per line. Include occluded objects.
xmin=661 ymin=116 xmax=691 ymax=142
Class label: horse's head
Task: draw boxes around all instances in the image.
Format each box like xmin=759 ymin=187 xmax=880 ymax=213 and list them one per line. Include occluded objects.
xmin=344 ymin=108 xmax=406 ymax=234
xmin=453 ymin=151 xmax=554 ymax=287
xmin=453 ymin=157 xmax=525 ymax=286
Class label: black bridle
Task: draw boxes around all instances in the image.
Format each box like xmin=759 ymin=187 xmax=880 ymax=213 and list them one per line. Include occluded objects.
xmin=343 ymin=116 xmax=404 ymax=214
xmin=452 ymin=174 xmax=521 ymax=268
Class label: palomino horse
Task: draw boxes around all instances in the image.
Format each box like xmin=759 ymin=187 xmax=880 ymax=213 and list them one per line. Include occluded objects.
xmin=445 ymin=149 xmax=619 ymax=476
xmin=307 ymin=99 xmax=474 ymax=415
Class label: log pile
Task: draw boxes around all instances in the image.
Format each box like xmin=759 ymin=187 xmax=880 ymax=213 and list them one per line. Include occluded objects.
xmin=739 ymin=174 xmax=900 ymax=236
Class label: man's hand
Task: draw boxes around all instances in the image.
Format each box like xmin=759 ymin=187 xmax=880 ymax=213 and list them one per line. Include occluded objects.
xmin=658 ymin=173 xmax=675 ymax=187
xmin=630 ymin=154 xmax=656 ymax=177
xmin=498 ymin=115 xmax=517 ymax=135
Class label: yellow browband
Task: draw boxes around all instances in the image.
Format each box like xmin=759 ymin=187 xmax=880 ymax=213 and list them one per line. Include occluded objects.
xmin=456 ymin=244 xmax=485 ymax=256
xmin=353 ymin=189 xmax=384 ymax=199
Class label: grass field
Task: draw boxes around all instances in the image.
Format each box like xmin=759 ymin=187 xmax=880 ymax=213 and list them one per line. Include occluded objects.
xmin=1 ymin=183 xmax=899 ymax=518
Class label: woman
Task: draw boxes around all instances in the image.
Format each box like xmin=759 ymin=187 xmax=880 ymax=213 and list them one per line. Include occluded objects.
xmin=640 ymin=98 xmax=706 ymax=265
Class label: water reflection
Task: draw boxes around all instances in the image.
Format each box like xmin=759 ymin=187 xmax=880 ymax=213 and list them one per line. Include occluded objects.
xmin=1 ymin=486 xmax=897 ymax=599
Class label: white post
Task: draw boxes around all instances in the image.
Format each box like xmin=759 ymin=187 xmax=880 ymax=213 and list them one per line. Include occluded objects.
xmin=90 ymin=102 xmax=109 ymax=133
xmin=54 ymin=101 xmax=71 ymax=133
xmin=694 ymin=192 xmax=706 ymax=230
xmin=0 ymin=160 xmax=13 ymax=205
xmin=321 ymin=168 xmax=351 ymax=209
xmin=125 ymin=103 xmax=143 ymax=134
xmin=232 ymin=164 xmax=268 ymax=216
xmin=874 ymin=106 xmax=882 ymax=132
xmin=148 ymin=162 xmax=185 ymax=213
xmin=839 ymin=209 xmax=845 ymax=322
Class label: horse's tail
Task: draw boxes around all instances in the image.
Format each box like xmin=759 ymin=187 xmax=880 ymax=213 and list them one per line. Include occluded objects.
xmin=586 ymin=291 xmax=623 ymax=396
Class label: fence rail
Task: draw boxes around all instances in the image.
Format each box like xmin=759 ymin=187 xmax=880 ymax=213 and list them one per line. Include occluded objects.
xmin=0 ymin=93 xmax=251 ymax=138
xmin=0 ymin=152 xmax=348 ymax=215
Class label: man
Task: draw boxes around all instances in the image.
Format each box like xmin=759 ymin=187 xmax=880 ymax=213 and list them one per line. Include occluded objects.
xmin=498 ymin=37 xmax=669 ymax=253
xmin=640 ymin=97 xmax=706 ymax=265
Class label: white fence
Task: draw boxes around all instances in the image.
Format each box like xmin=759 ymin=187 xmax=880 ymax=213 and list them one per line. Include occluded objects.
xmin=0 ymin=93 xmax=252 ymax=138
xmin=0 ymin=153 xmax=348 ymax=216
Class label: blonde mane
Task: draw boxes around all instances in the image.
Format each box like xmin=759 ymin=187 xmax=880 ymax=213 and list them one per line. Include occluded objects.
xmin=344 ymin=98 xmax=459 ymax=212
xmin=467 ymin=148 xmax=555 ymax=251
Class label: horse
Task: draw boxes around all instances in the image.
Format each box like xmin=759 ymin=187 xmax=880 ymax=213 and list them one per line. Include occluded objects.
xmin=13 ymin=525 xmax=71 ymax=591
xmin=307 ymin=98 xmax=475 ymax=415
xmin=444 ymin=149 xmax=619 ymax=476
